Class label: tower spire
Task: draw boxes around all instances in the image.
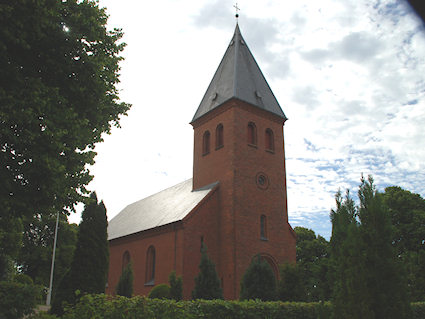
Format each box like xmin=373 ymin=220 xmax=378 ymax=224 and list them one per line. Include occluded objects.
xmin=191 ymin=24 xmax=286 ymax=123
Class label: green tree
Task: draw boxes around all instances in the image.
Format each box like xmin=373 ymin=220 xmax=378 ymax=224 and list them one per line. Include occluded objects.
xmin=17 ymin=214 xmax=78 ymax=290
xmin=357 ymin=176 xmax=410 ymax=318
xmin=51 ymin=192 xmax=109 ymax=315
xmin=192 ymin=245 xmax=223 ymax=300
xmin=294 ymin=226 xmax=331 ymax=301
xmin=240 ymin=255 xmax=277 ymax=301
xmin=0 ymin=216 xmax=22 ymax=280
xmin=383 ymin=186 xmax=425 ymax=301
xmin=330 ymin=189 xmax=373 ymax=319
xmin=169 ymin=270 xmax=183 ymax=301
xmin=115 ymin=262 xmax=134 ymax=298
xmin=0 ymin=0 xmax=130 ymax=270
xmin=331 ymin=177 xmax=412 ymax=319
xmin=278 ymin=262 xmax=305 ymax=301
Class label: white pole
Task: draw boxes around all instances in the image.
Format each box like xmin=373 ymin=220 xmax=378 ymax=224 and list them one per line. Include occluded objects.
xmin=46 ymin=212 xmax=59 ymax=306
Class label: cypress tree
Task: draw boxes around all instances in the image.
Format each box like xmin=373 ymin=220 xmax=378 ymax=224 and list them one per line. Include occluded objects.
xmin=240 ymin=255 xmax=277 ymax=301
xmin=115 ymin=262 xmax=134 ymax=298
xmin=330 ymin=190 xmax=372 ymax=319
xmin=331 ymin=177 xmax=411 ymax=319
xmin=169 ymin=270 xmax=183 ymax=301
xmin=51 ymin=192 xmax=109 ymax=315
xmin=192 ymin=245 xmax=223 ymax=300
xmin=357 ymin=176 xmax=410 ymax=318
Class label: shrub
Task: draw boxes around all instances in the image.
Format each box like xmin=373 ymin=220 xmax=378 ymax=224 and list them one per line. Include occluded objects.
xmin=62 ymin=295 xmax=332 ymax=319
xmin=148 ymin=283 xmax=171 ymax=299
xmin=192 ymin=245 xmax=223 ymax=299
xmin=412 ymin=302 xmax=425 ymax=319
xmin=169 ymin=270 xmax=183 ymax=301
xmin=28 ymin=312 xmax=58 ymax=319
xmin=115 ymin=262 xmax=133 ymax=297
xmin=0 ymin=280 xmax=42 ymax=319
xmin=240 ymin=255 xmax=277 ymax=301
xmin=14 ymin=273 xmax=34 ymax=285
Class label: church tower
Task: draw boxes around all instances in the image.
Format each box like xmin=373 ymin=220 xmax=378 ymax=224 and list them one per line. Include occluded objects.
xmin=191 ymin=24 xmax=296 ymax=299
xmin=106 ymin=23 xmax=295 ymax=301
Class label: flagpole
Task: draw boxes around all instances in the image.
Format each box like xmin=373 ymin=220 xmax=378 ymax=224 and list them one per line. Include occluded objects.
xmin=46 ymin=212 xmax=59 ymax=306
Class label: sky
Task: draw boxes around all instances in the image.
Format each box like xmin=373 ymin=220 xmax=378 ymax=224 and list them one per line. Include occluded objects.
xmin=69 ymin=0 xmax=425 ymax=240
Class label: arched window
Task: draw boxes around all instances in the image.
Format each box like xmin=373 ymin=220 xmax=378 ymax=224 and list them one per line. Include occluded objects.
xmin=122 ymin=250 xmax=130 ymax=270
xmin=203 ymin=131 xmax=210 ymax=155
xmin=265 ymin=129 xmax=274 ymax=152
xmin=145 ymin=245 xmax=155 ymax=285
xmin=247 ymin=122 xmax=257 ymax=145
xmin=260 ymin=215 xmax=267 ymax=240
xmin=216 ymin=124 xmax=224 ymax=149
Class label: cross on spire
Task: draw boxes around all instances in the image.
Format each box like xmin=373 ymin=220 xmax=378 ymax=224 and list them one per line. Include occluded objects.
xmin=233 ymin=2 xmax=240 ymax=19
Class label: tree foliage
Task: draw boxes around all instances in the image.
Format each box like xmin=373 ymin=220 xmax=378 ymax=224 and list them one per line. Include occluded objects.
xmin=51 ymin=192 xmax=109 ymax=315
xmin=240 ymin=255 xmax=277 ymax=301
xmin=277 ymin=262 xmax=305 ymax=302
xmin=169 ymin=270 xmax=183 ymax=301
xmin=192 ymin=245 xmax=223 ymax=300
xmin=331 ymin=176 xmax=411 ymax=319
xmin=294 ymin=226 xmax=331 ymax=301
xmin=0 ymin=216 xmax=22 ymax=280
xmin=0 ymin=0 xmax=130 ymax=271
xmin=0 ymin=280 xmax=42 ymax=319
xmin=17 ymin=214 xmax=78 ymax=289
xmin=115 ymin=262 xmax=134 ymax=298
xmin=383 ymin=186 xmax=425 ymax=301
xmin=357 ymin=177 xmax=410 ymax=318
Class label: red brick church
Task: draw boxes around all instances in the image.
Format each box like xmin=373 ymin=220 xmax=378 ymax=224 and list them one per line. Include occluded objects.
xmin=106 ymin=24 xmax=296 ymax=299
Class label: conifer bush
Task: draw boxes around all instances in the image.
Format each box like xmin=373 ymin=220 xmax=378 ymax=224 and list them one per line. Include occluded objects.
xmin=240 ymin=255 xmax=277 ymax=301
xmin=115 ymin=262 xmax=133 ymax=297
xmin=192 ymin=245 xmax=223 ymax=300
xmin=51 ymin=193 xmax=109 ymax=316
xmin=169 ymin=270 xmax=183 ymax=301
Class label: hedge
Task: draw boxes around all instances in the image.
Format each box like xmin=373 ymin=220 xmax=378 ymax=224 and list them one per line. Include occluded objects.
xmin=62 ymin=294 xmax=331 ymax=319
xmin=61 ymin=294 xmax=424 ymax=319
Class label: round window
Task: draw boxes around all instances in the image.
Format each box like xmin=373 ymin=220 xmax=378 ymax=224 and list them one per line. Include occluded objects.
xmin=256 ymin=173 xmax=269 ymax=190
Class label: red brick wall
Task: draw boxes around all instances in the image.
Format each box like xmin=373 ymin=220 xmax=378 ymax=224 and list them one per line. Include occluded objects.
xmin=182 ymin=188 xmax=221 ymax=299
xmin=107 ymin=224 xmax=184 ymax=296
xmin=191 ymin=98 xmax=296 ymax=299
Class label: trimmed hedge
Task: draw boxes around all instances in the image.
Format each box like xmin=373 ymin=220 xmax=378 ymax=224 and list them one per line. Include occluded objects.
xmin=62 ymin=294 xmax=331 ymax=319
xmin=61 ymin=294 xmax=424 ymax=319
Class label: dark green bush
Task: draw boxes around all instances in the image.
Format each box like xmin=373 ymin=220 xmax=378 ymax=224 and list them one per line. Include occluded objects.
xmin=169 ymin=270 xmax=183 ymax=301
xmin=62 ymin=294 xmax=333 ymax=319
xmin=115 ymin=262 xmax=134 ymax=297
xmin=59 ymin=295 xmax=425 ymax=319
xmin=28 ymin=311 xmax=58 ymax=319
xmin=148 ymin=283 xmax=171 ymax=299
xmin=412 ymin=302 xmax=425 ymax=319
xmin=14 ymin=273 xmax=34 ymax=285
xmin=240 ymin=256 xmax=277 ymax=301
xmin=0 ymin=280 xmax=42 ymax=319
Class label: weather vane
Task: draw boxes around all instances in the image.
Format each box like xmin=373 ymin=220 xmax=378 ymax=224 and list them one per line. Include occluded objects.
xmin=233 ymin=2 xmax=240 ymax=19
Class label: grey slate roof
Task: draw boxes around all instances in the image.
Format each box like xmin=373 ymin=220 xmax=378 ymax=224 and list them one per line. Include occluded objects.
xmin=108 ymin=179 xmax=218 ymax=240
xmin=192 ymin=24 xmax=286 ymax=123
